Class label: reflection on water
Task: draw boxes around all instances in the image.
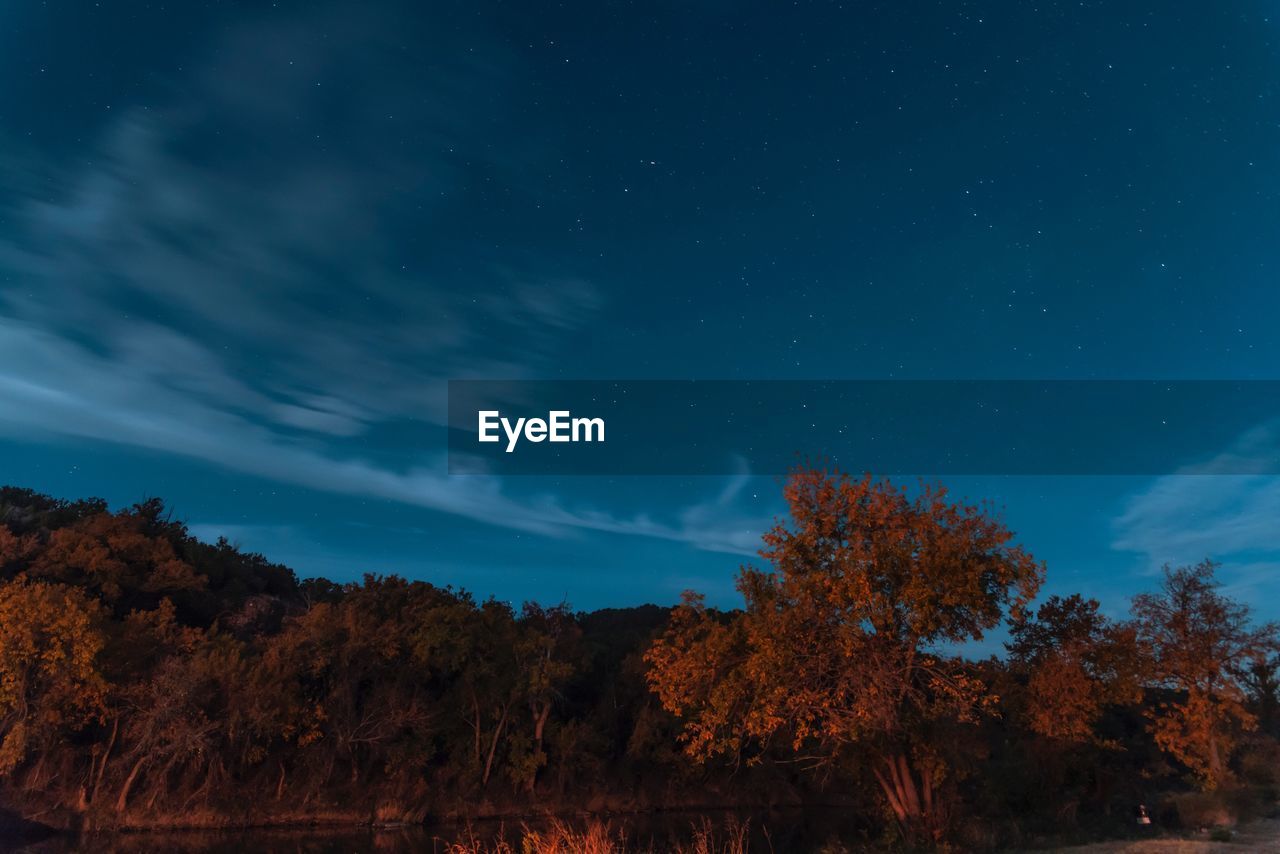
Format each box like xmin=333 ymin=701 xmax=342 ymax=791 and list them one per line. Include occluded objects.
xmin=4 ymin=809 xmax=879 ymax=853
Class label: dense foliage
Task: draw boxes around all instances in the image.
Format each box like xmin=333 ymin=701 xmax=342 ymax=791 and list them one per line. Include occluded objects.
xmin=0 ymin=474 xmax=1277 ymax=849
xmin=646 ymin=472 xmax=1043 ymax=844
xmin=0 ymin=486 xmax=811 ymax=833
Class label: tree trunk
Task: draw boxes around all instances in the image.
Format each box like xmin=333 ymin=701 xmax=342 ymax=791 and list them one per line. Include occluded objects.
xmin=527 ymin=702 xmax=552 ymax=793
xmin=532 ymin=703 xmax=550 ymax=753
xmin=90 ymin=716 xmax=119 ymax=808
xmin=1208 ymin=733 xmax=1224 ymax=786
xmin=115 ymin=756 xmax=146 ymax=814
xmin=481 ymin=706 xmax=507 ymax=787
xmin=873 ymin=752 xmax=945 ymax=846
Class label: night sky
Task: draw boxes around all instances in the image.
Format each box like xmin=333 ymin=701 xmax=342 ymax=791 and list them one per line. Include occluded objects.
xmin=1 ymin=1 xmax=1278 ymax=624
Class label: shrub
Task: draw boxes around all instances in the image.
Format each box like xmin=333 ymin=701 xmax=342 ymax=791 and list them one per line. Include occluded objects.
xmin=1169 ymin=791 xmax=1233 ymax=828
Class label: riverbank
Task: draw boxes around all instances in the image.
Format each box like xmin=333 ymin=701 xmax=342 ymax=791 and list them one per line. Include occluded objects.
xmin=11 ymin=815 xmax=1280 ymax=853
xmin=0 ymin=807 xmax=868 ymax=853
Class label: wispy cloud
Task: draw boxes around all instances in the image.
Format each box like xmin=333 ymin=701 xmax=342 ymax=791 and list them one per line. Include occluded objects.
xmin=1112 ymin=420 xmax=1280 ymax=608
xmin=0 ymin=105 xmax=594 ymax=426
xmin=533 ymin=464 xmax=776 ymax=556
xmin=0 ymin=313 xmax=768 ymax=551
xmin=0 ymin=6 xmax=766 ymax=555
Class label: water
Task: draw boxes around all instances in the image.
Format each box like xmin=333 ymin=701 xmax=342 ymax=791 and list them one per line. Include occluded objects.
xmin=3 ymin=808 xmax=881 ymax=853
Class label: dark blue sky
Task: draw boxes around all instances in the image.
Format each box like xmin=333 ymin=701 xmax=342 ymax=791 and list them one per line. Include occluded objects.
xmin=1 ymin=1 xmax=1278 ymax=622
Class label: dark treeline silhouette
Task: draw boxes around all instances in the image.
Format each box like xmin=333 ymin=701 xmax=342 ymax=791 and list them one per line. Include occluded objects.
xmin=0 ymin=471 xmax=1277 ymax=850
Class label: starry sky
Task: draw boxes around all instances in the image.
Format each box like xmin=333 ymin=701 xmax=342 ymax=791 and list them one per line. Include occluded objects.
xmin=1 ymin=1 xmax=1279 ymax=623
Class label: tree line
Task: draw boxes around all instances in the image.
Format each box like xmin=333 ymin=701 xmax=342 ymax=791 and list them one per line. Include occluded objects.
xmin=0 ymin=471 xmax=1277 ymax=849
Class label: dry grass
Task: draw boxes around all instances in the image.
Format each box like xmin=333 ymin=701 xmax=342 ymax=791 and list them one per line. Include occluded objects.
xmin=457 ymin=816 xmax=1280 ymax=854
xmin=522 ymin=818 xmax=628 ymax=853
xmin=433 ymin=818 xmax=623 ymax=853
xmin=434 ymin=821 xmax=516 ymax=853
xmin=434 ymin=815 xmax=751 ymax=854
xmin=683 ymin=815 xmax=750 ymax=854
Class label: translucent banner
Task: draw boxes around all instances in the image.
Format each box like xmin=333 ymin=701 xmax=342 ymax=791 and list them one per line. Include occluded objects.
xmin=447 ymin=380 xmax=1280 ymax=475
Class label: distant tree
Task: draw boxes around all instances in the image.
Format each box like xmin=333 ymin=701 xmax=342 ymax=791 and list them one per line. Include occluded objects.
xmin=510 ymin=602 xmax=580 ymax=793
xmin=1130 ymin=560 xmax=1278 ymax=789
xmin=646 ymin=469 xmax=1042 ymax=845
xmin=1243 ymin=650 xmax=1280 ymax=736
xmin=0 ymin=525 xmax=37 ymax=573
xmin=29 ymin=510 xmax=205 ymax=607
xmin=263 ymin=576 xmax=442 ymax=789
xmin=1007 ymin=594 xmax=1143 ymax=743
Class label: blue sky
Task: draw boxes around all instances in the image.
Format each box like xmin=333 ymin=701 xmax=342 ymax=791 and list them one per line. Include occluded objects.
xmin=1 ymin=1 xmax=1278 ymax=621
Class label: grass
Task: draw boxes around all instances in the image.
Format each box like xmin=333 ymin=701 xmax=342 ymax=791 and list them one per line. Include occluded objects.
xmin=434 ymin=815 xmax=752 ymax=854
xmin=435 ymin=815 xmax=1280 ymax=852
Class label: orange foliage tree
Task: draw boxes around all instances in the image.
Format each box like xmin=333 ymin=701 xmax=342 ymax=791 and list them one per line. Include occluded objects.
xmin=1007 ymin=594 xmax=1143 ymax=744
xmin=28 ymin=508 xmax=205 ymax=606
xmin=1131 ymin=560 xmax=1278 ymax=789
xmin=0 ymin=576 xmax=107 ymax=779
xmin=645 ymin=469 xmax=1042 ymax=844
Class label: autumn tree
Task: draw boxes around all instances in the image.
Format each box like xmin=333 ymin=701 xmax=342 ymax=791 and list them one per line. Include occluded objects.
xmin=1007 ymin=594 xmax=1142 ymax=743
xmin=646 ymin=469 xmax=1042 ymax=844
xmin=261 ymin=576 xmax=443 ymax=789
xmin=28 ymin=509 xmax=205 ymax=608
xmin=0 ymin=576 xmax=107 ymax=780
xmin=108 ymin=600 xmax=212 ymax=814
xmin=1131 ymin=560 xmax=1277 ymax=789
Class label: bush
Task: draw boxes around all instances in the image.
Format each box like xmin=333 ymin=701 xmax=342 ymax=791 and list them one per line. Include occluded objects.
xmin=1168 ymin=791 xmax=1233 ymax=828
xmin=1167 ymin=787 xmax=1266 ymax=829
xmin=1239 ymin=735 xmax=1280 ymax=788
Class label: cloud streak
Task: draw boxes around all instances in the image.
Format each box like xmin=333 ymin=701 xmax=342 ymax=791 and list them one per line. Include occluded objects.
xmin=1112 ymin=420 xmax=1280 ymax=605
xmin=0 ymin=6 xmax=766 ymax=556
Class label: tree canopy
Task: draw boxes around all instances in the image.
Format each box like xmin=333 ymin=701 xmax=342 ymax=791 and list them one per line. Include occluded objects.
xmin=647 ymin=469 xmax=1044 ymax=842
xmin=0 ymin=479 xmax=1277 ymax=850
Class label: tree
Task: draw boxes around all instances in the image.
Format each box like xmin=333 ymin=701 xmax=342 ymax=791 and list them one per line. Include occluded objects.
xmin=455 ymin=599 xmax=522 ymax=789
xmin=0 ymin=576 xmax=107 ymax=779
xmin=1007 ymin=594 xmax=1142 ymax=743
xmin=510 ymin=602 xmax=581 ymax=793
xmin=646 ymin=469 xmax=1042 ymax=844
xmin=261 ymin=576 xmax=441 ymax=789
xmin=1243 ymin=650 xmax=1279 ymax=736
xmin=1130 ymin=560 xmax=1277 ymax=789
xmin=29 ymin=510 xmax=205 ymax=608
